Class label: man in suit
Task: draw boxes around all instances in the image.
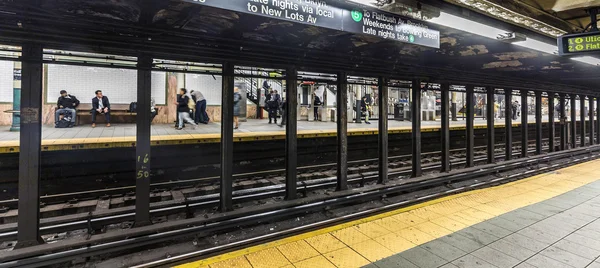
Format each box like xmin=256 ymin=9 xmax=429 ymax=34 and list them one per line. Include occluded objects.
xmin=92 ymin=90 xmax=111 ymax=128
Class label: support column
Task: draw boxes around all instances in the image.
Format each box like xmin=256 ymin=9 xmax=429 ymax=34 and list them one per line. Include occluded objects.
xmin=521 ymin=91 xmax=528 ymax=157
xmin=15 ymin=43 xmax=44 ymax=248
xmin=560 ymin=94 xmax=566 ymax=151
xmin=505 ymin=90 xmax=513 ymax=160
xmin=466 ymin=85 xmax=474 ymax=167
xmin=134 ymin=54 xmax=153 ymax=226
xmin=441 ymin=83 xmax=450 ymax=172
xmin=355 ymin=86 xmax=362 ymax=123
xmin=451 ymin=92 xmax=457 ymax=121
xmin=580 ymin=96 xmax=586 ymax=147
xmin=220 ymin=62 xmax=234 ymax=212
xmin=378 ymin=76 xmax=388 ymax=184
xmin=590 ymin=96 xmax=595 ymax=145
xmin=571 ymin=95 xmax=577 ymax=148
xmin=336 ymin=72 xmax=348 ymax=191
xmin=411 ymin=79 xmax=422 ymax=177
xmin=10 ymin=62 xmax=21 ymax=132
xmin=548 ymin=94 xmax=555 ymax=152
xmin=597 ymin=97 xmax=600 ymax=145
xmin=285 ymin=67 xmax=298 ymax=199
xmin=535 ymin=91 xmax=542 ymax=155
xmin=486 ymin=86 xmax=495 ymax=164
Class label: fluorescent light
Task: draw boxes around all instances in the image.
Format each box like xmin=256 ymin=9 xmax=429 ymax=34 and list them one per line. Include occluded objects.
xmin=347 ymin=0 xmax=379 ymax=7
xmin=571 ymin=56 xmax=600 ymax=66
xmin=512 ymin=38 xmax=557 ymax=54
xmin=428 ymin=12 xmax=507 ymax=39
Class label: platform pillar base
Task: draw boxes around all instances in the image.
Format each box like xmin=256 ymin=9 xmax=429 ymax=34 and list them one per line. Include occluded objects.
xmin=14 ymin=237 xmax=44 ymax=249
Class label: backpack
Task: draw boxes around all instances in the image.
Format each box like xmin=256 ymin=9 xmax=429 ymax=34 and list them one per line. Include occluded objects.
xmin=233 ymin=92 xmax=241 ymax=104
xmin=56 ymin=110 xmax=73 ymax=128
xmin=188 ymin=97 xmax=195 ymax=110
xmin=129 ymin=102 xmax=137 ymax=113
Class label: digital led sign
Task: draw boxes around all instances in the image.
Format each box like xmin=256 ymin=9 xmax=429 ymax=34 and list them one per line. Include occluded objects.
xmin=558 ymin=32 xmax=600 ymax=55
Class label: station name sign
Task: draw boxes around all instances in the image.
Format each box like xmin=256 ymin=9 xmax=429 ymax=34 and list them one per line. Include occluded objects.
xmin=558 ymin=31 xmax=600 ymax=55
xmin=184 ymin=0 xmax=440 ymax=48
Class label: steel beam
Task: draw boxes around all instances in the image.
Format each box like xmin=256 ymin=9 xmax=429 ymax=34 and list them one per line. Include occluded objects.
xmin=441 ymin=82 xmax=450 ymax=171
xmin=590 ymin=96 xmax=595 ymax=145
xmin=134 ymin=54 xmax=153 ymax=227
xmin=411 ymin=79 xmax=422 ymax=177
xmin=548 ymin=94 xmax=555 ymax=152
xmin=15 ymin=43 xmax=44 ymax=249
xmin=535 ymin=91 xmax=542 ymax=155
xmin=466 ymin=85 xmax=474 ymax=167
xmin=581 ymin=96 xmax=586 ymax=147
xmin=571 ymin=95 xmax=577 ymax=148
xmin=521 ymin=91 xmax=528 ymax=157
xmin=336 ymin=72 xmax=348 ymax=191
xmin=220 ymin=62 xmax=234 ymax=212
xmin=377 ymin=76 xmax=388 ymax=184
xmin=505 ymin=90 xmax=513 ymax=160
xmin=486 ymin=86 xmax=495 ymax=164
xmin=560 ymin=94 xmax=566 ymax=151
xmin=285 ymin=67 xmax=298 ymax=199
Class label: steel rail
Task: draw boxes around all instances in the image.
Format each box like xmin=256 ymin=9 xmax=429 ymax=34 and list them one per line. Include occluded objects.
xmin=133 ymin=154 xmax=595 ymax=268
xmin=0 ymin=141 xmax=532 ymax=208
xmin=0 ymin=144 xmax=545 ymax=240
xmin=0 ymin=146 xmax=597 ymax=267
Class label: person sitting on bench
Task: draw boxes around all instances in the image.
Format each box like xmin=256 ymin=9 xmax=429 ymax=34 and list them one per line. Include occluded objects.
xmin=55 ymin=90 xmax=80 ymax=127
xmin=92 ymin=90 xmax=111 ymax=128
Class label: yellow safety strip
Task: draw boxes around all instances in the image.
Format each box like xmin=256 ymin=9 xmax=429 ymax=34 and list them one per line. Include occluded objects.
xmin=176 ymin=159 xmax=600 ymax=268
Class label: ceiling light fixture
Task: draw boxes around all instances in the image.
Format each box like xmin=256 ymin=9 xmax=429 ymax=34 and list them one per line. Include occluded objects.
xmin=428 ymin=11 xmax=508 ymax=39
xmin=447 ymin=0 xmax=567 ymax=37
xmin=571 ymin=56 xmax=600 ymax=66
xmin=512 ymin=38 xmax=558 ymax=54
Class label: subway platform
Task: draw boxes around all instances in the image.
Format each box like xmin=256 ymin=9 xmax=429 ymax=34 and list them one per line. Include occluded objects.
xmin=176 ymin=159 xmax=600 ymax=268
xmin=0 ymin=117 xmax=550 ymax=153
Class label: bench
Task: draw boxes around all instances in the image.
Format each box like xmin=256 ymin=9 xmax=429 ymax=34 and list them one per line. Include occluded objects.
xmin=74 ymin=104 xmax=136 ymax=125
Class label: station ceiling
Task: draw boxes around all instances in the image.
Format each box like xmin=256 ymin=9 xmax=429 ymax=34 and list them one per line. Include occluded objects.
xmin=1 ymin=0 xmax=598 ymax=92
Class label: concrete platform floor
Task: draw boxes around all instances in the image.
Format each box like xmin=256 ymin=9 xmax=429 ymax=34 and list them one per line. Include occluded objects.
xmin=176 ymin=159 xmax=600 ymax=268
xmin=0 ymin=116 xmax=564 ymax=142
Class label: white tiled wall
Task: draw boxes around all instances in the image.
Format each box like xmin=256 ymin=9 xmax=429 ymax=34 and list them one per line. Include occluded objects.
xmin=185 ymin=73 xmax=222 ymax=105
xmin=46 ymin=64 xmax=167 ymax=105
xmin=0 ymin=60 xmax=14 ymax=103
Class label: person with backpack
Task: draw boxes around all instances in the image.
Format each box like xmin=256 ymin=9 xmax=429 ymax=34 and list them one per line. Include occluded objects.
xmin=512 ymin=100 xmax=519 ymax=120
xmin=279 ymin=98 xmax=287 ymax=128
xmin=55 ymin=90 xmax=80 ymax=128
xmin=233 ymin=87 xmax=242 ymax=129
xmin=313 ymin=93 xmax=322 ymax=121
xmin=175 ymin=88 xmax=197 ymax=130
xmin=191 ymin=90 xmax=209 ymax=124
xmin=267 ymin=90 xmax=281 ymax=124
xmin=360 ymin=96 xmax=371 ymax=124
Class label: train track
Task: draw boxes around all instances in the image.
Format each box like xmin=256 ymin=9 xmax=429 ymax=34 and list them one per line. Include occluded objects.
xmin=0 ymin=139 xmax=544 ymax=219
xmin=1 ymin=144 xmax=597 ymax=268
xmin=0 ymin=140 xmax=545 ymax=240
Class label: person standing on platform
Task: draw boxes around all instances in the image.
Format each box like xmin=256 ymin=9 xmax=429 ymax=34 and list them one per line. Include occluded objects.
xmin=279 ymin=98 xmax=287 ymax=128
xmin=361 ymin=96 xmax=371 ymax=124
xmin=175 ymin=88 xmax=197 ymax=130
xmin=191 ymin=90 xmax=209 ymax=124
xmin=313 ymin=93 xmax=322 ymax=121
xmin=494 ymin=101 xmax=500 ymax=119
xmin=55 ymin=90 xmax=80 ymax=127
xmin=512 ymin=100 xmax=519 ymax=120
xmin=91 ymin=90 xmax=111 ymax=128
xmin=233 ymin=87 xmax=242 ymax=129
xmin=267 ymin=90 xmax=281 ymax=124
